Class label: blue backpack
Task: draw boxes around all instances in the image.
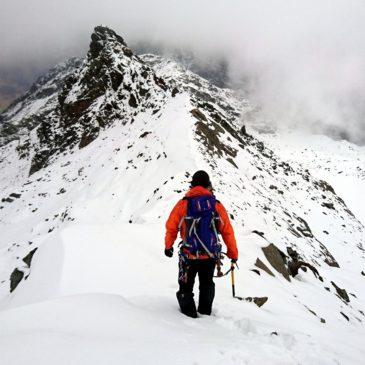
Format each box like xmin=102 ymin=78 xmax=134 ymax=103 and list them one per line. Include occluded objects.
xmin=181 ymin=195 xmax=222 ymax=258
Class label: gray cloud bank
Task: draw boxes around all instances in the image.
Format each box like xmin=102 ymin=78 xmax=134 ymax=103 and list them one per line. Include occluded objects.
xmin=1 ymin=0 xmax=365 ymax=143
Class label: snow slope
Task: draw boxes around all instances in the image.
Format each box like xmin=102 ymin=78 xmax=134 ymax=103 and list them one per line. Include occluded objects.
xmin=0 ymin=58 xmax=81 ymax=146
xmin=256 ymin=130 xmax=365 ymax=225
xmin=0 ymin=26 xmax=364 ymax=364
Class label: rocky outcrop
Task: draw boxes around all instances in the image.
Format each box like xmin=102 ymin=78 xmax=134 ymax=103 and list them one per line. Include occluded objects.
xmin=257 ymin=244 xmax=324 ymax=283
xmin=331 ymin=281 xmax=350 ymax=303
xmin=287 ymin=247 xmax=323 ymax=281
xmin=245 ymin=296 xmax=269 ymax=307
xmin=255 ymin=258 xmax=275 ymax=277
xmin=10 ymin=268 xmax=24 ymax=292
xmin=22 ymin=248 xmax=38 ymax=268
xmin=262 ymin=243 xmax=291 ymax=281
xmin=0 ymin=58 xmax=82 ymax=147
xmin=9 ymin=248 xmax=38 ymax=292
xmin=26 ymin=26 xmax=171 ymax=175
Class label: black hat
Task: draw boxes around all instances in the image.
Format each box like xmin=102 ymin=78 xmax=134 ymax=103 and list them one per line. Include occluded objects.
xmin=191 ymin=170 xmax=211 ymax=188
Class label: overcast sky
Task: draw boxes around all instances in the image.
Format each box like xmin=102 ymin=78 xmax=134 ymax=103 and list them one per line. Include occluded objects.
xmin=1 ymin=0 xmax=365 ymax=143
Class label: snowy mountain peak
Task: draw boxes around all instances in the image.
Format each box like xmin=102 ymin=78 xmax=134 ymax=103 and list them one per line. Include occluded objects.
xmin=18 ymin=26 xmax=173 ymax=175
xmin=0 ymin=26 xmax=364 ymax=364
xmin=89 ymin=25 xmax=128 ymax=59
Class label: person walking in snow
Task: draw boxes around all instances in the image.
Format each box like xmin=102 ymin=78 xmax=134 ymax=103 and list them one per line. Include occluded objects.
xmin=164 ymin=170 xmax=238 ymax=318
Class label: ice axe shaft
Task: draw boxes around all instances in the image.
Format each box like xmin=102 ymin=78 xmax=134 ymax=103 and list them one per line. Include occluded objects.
xmin=230 ymin=264 xmax=268 ymax=306
xmin=231 ymin=263 xmax=236 ymax=297
xmin=231 ymin=263 xmax=243 ymax=300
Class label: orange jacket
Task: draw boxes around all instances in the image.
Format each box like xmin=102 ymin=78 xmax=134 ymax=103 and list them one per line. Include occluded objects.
xmin=165 ymin=186 xmax=238 ymax=260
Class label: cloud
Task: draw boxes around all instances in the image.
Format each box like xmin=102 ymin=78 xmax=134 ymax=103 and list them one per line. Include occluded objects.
xmin=1 ymin=0 xmax=365 ymax=143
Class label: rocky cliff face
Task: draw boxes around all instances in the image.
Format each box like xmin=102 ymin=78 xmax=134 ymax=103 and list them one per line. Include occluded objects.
xmin=0 ymin=26 xmax=364 ymax=360
xmin=0 ymin=58 xmax=82 ymax=147
xmin=18 ymin=27 xmax=174 ymax=175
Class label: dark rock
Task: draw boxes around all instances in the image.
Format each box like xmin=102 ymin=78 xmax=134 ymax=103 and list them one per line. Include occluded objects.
xmin=190 ymin=108 xmax=207 ymax=121
xmin=255 ymin=258 xmax=275 ymax=277
xmin=340 ymin=312 xmax=350 ymax=321
xmin=9 ymin=193 xmax=21 ymax=199
xmin=22 ymin=248 xmax=38 ymax=267
xmin=153 ymin=74 xmax=167 ymax=90
xmin=251 ymin=269 xmax=261 ymax=275
xmin=2 ymin=197 xmax=14 ymax=203
xmin=306 ymin=307 xmax=317 ymax=317
xmin=171 ymin=87 xmax=179 ymax=97
xmin=29 ymin=150 xmax=50 ymax=175
xmin=288 ymin=259 xmax=322 ymax=281
xmin=287 ymin=247 xmax=323 ymax=281
xmin=288 ymin=226 xmax=302 ymax=238
xmin=139 ymin=131 xmax=151 ymax=138
xmin=89 ymin=26 xmax=126 ymax=59
xmin=252 ymin=230 xmax=265 ymax=238
xmin=322 ymin=202 xmax=335 ymax=210
xmin=253 ymin=297 xmax=268 ymax=307
xmin=123 ymin=47 xmax=133 ymax=57
xmin=286 ymin=247 xmax=300 ymax=260
xmin=110 ymin=71 xmax=124 ymax=91
xmin=63 ymin=99 xmax=94 ymax=119
xmin=245 ymin=296 xmax=268 ymax=307
xmin=240 ymin=125 xmax=248 ymax=136
xmin=79 ymin=131 xmax=98 ymax=148
xmin=262 ymin=243 xmax=290 ymax=281
xmin=195 ymin=121 xmax=237 ymax=160
xmin=271 ymin=331 xmax=278 ymax=336
xmin=294 ymin=216 xmax=313 ymax=238
xmin=320 ymin=242 xmax=340 ymax=267
xmin=226 ymin=157 xmax=238 ymax=169
xmin=317 ymin=180 xmax=335 ymax=194
xmin=331 ymin=281 xmax=350 ymax=303
xmin=10 ymin=268 xmax=24 ymax=292
xmin=139 ymin=87 xmax=149 ymax=97
xmin=320 ymin=318 xmax=326 ymax=323
xmin=129 ymin=94 xmax=138 ymax=108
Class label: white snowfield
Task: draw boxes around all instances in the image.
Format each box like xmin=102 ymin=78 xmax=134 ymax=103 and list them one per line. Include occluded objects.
xmin=0 ymin=27 xmax=364 ymax=365
xmin=257 ymin=130 xmax=365 ymax=226
xmin=1 ymin=223 xmax=364 ymax=365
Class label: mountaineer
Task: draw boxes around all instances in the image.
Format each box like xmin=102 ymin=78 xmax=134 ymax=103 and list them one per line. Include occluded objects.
xmin=164 ymin=170 xmax=238 ymax=318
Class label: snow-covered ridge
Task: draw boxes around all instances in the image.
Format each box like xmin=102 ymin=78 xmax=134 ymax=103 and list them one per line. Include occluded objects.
xmin=0 ymin=58 xmax=82 ymax=146
xmin=0 ymin=26 xmax=364 ymax=364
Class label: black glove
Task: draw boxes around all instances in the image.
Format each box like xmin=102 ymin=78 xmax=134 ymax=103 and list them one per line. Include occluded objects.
xmin=165 ymin=247 xmax=174 ymax=257
xmin=231 ymin=259 xmax=238 ymax=264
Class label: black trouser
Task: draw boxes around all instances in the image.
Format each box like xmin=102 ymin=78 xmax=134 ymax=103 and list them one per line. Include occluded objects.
xmin=176 ymin=258 xmax=216 ymax=317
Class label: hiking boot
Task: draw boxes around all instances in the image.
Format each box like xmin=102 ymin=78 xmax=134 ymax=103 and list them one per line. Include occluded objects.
xmin=198 ymin=283 xmax=215 ymax=315
xmin=176 ymin=291 xmax=198 ymax=318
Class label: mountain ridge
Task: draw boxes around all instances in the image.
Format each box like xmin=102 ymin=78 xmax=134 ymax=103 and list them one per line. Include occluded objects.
xmin=0 ymin=25 xmax=364 ymax=364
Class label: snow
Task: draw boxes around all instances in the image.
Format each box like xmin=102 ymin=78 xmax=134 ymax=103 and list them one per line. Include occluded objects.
xmin=256 ymin=130 xmax=365 ymax=225
xmin=1 ymin=222 xmax=364 ymax=364
xmin=0 ymin=30 xmax=364 ymax=364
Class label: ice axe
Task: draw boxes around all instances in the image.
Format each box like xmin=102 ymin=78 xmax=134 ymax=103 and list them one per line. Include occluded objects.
xmin=230 ymin=261 xmax=244 ymax=300
xmin=230 ymin=261 xmax=268 ymax=307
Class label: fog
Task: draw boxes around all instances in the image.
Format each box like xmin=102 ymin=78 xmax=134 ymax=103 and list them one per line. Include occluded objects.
xmin=1 ymin=0 xmax=365 ymax=143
